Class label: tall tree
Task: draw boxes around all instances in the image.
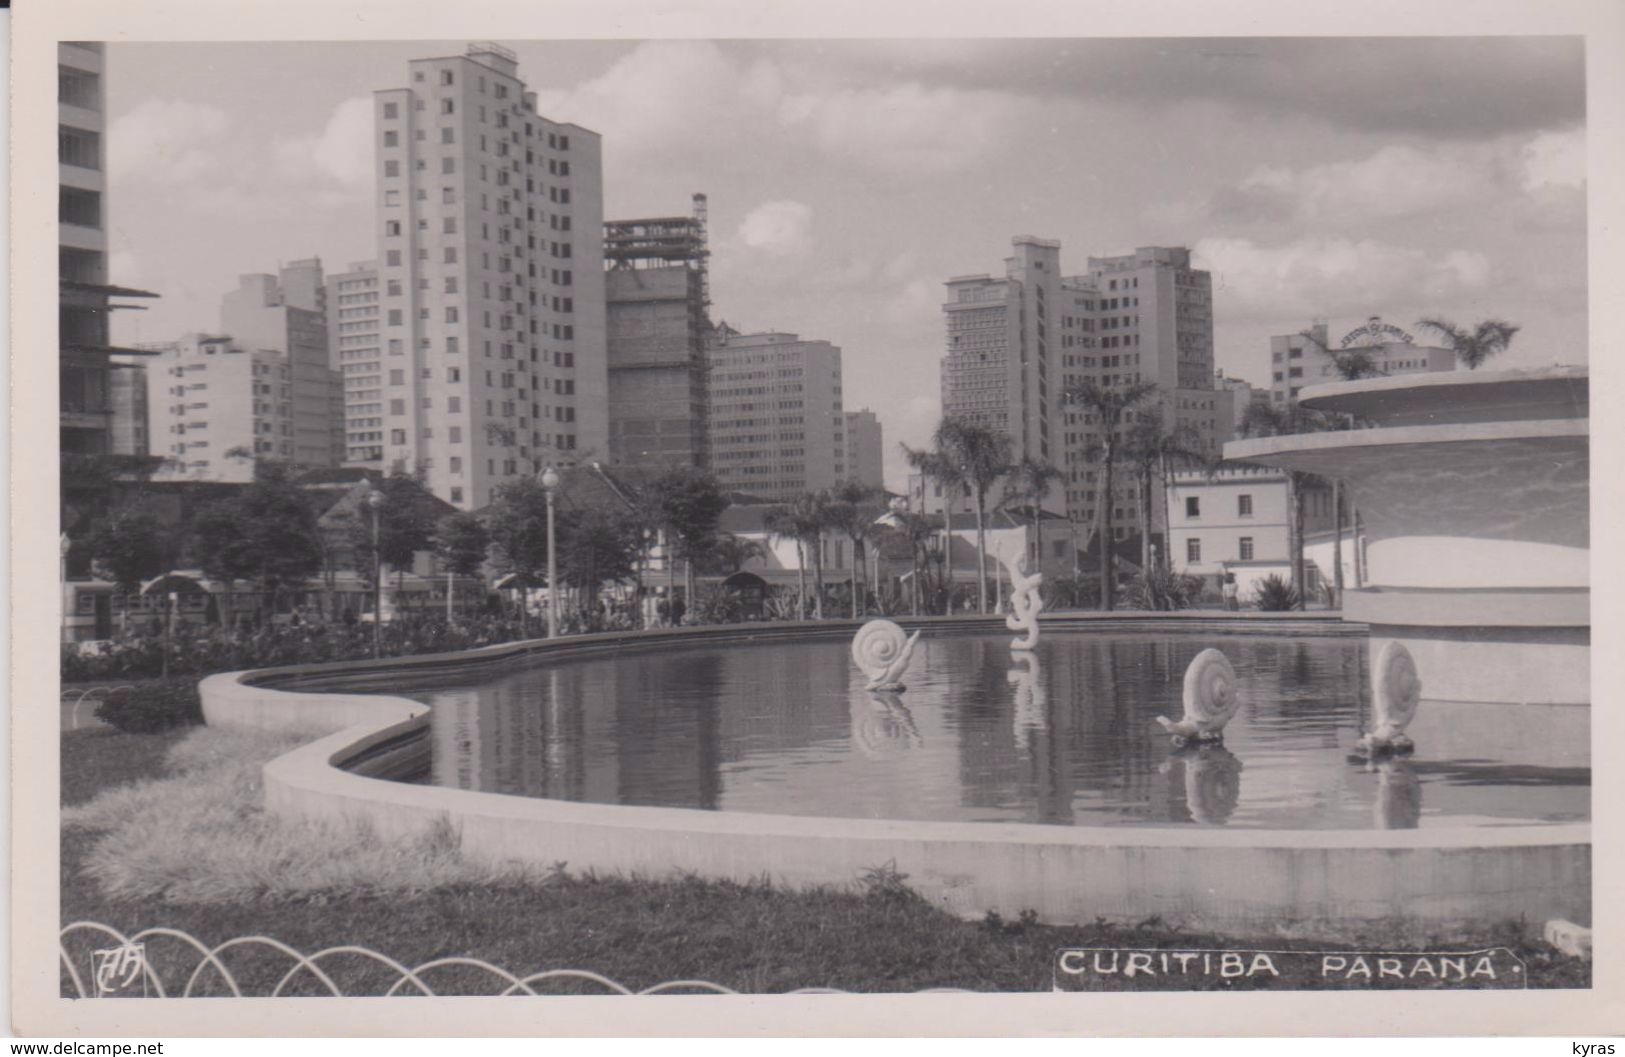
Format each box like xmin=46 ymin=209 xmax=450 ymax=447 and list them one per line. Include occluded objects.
xmin=647 ymin=466 xmax=729 ymax=621
xmin=345 ymin=471 xmax=441 ymax=594
xmin=696 ymin=532 xmax=767 ymax=576
xmin=1237 ymin=401 xmax=1341 ymax=609
xmin=556 ymin=506 xmax=642 ymax=614
xmin=1061 ymin=380 xmax=1159 ymax=610
xmin=189 ymin=462 xmax=323 ymax=624
xmin=82 ymin=509 xmax=168 ymax=633
xmin=1415 ymin=317 xmax=1521 ymax=371
xmin=904 ymin=418 xmax=1011 ymax=613
xmin=765 ymin=491 xmax=830 ymax=620
xmin=485 ymin=476 xmax=553 ymax=634
xmin=1001 ymin=456 xmax=1062 ymax=575
xmin=1122 ymin=419 xmax=1208 ymax=574
xmin=824 ymin=480 xmax=882 ymax=617
xmin=434 ymin=511 xmax=490 ymax=622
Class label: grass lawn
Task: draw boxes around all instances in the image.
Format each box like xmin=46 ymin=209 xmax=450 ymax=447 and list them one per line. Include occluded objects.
xmin=61 ymin=726 xmax=1591 ymax=996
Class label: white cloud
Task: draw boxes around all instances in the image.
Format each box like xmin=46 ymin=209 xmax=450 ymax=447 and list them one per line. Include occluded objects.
xmin=736 ymin=200 xmax=813 ymax=257
xmin=1194 ymin=236 xmax=1492 ymax=321
xmin=534 ymin=41 xmax=772 ymax=159
xmin=1520 ymin=126 xmax=1585 ymax=193
xmin=273 ymin=96 xmax=373 ymax=193
xmin=777 ymin=81 xmax=1019 ymax=175
xmin=109 ymin=99 xmax=229 ymax=183
xmin=1215 ymin=144 xmax=1500 ymax=225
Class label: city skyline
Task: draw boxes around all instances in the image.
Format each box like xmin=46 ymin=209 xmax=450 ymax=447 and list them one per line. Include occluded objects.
xmin=102 ymin=37 xmax=1587 ymax=489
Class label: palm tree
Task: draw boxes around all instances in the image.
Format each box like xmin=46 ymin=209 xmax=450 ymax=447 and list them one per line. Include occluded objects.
xmin=1123 ymin=418 xmax=1208 ymax=574
xmin=1415 ymin=317 xmax=1521 ymax=371
xmin=765 ymin=491 xmax=830 ymax=620
xmin=825 ymin=480 xmax=881 ymax=617
xmin=904 ymin=418 xmax=1011 ymax=613
xmin=1299 ymin=327 xmax=1389 ymax=383
xmin=1237 ymin=401 xmax=1340 ymax=608
xmin=1001 ymin=456 xmax=1062 ymax=574
xmin=1062 ymin=380 xmax=1159 ymax=610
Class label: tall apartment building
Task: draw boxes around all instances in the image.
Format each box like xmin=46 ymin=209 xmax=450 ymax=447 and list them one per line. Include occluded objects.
xmin=59 ymin=41 xmax=158 ymax=457
xmin=146 ymin=334 xmax=306 ymax=482
xmin=222 ymin=261 xmax=341 ymax=469
xmin=1269 ymin=317 xmax=1454 ymax=405
xmin=844 ymin=409 xmax=884 ymax=490
xmin=603 ymin=195 xmax=711 ymax=468
xmin=942 ymin=239 xmax=1228 ymax=544
xmin=372 ymin=42 xmax=607 ymax=510
xmin=108 ymin=363 xmax=149 ymax=456
xmin=326 ymin=261 xmax=384 ymax=464
xmin=707 ymin=327 xmax=844 ymax=501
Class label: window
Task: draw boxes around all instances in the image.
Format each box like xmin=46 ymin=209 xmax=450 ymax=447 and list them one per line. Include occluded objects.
xmin=59 ymin=126 xmax=100 ymax=169
xmin=450 ymin=487 xmax=464 ymax=504
xmin=1185 ymin=496 xmax=1200 ymax=518
xmin=389 ymin=399 xmax=406 ymax=415
xmin=440 ymin=69 xmax=454 ymax=86
xmin=387 ymin=310 xmax=403 ymax=326
xmin=444 ymin=247 xmax=458 ymax=263
xmin=383 ymin=130 xmax=398 ymax=147
xmin=383 ymin=102 xmax=398 ymax=119
xmin=441 ymin=99 xmax=455 ymax=115
xmin=384 ymin=220 xmax=401 ymax=237
xmin=1238 ymin=494 xmax=1253 ymax=517
xmin=450 ymin=457 xmax=463 ymax=474
xmin=385 ymin=250 xmax=401 ymax=267
xmin=1187 ymin=538 xmax=1201 ymax=563
xmin=441 ymin=127 xmax=455 ymax=144
xmin=449 ymin=426 xmax=462 ymax=443
xmin=1239 ymin=537 xmax=1254 ymax=561
xmin=388 ymin=370 xmax=405 ymax=385
xmin=442 ymin=158 xmax=456 ymax=174
xmin=386 ymin=279 xmax=402 ymax=296
xmin=445 ymin=307 xmax=459 ymax=324
xmin=384 ymin=160 xmax=400 ymax=177
xmin=443 ymin=217 xmax=457 ymax=234
xmin=444 ymin=277 xmax=458 ymax=294
xmin=391 ymin=429 xmax=407 ymax=445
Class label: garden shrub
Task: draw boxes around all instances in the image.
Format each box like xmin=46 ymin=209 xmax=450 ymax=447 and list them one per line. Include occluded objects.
xmin=1251 ymin=574 xmax=1301 ymax=612
xmin=95 ymin=682 xmax=205 ymax=735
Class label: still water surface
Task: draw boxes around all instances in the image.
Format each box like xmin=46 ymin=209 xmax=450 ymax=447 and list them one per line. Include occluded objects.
xmin=393 ymin=632 xmax=1588 ymax=830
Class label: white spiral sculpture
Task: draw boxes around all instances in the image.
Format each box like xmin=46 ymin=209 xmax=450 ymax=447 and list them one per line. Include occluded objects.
xmin=1000 ymin=549 xmax=1045 ymax=652
xmin=1155 ymin=648 xmax=1240 ymax=745
xmin=851 ymin=619 xmax=921 ymax=692
xmin=1356 ymin=640 xmax=1421 ymax=756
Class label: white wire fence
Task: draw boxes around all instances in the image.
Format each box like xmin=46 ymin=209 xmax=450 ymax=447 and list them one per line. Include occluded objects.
xmin=62 ymin=921 xmax=970 ymax=998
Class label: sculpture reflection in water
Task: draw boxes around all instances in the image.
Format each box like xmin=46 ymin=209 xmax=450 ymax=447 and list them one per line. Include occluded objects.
xmin=1007 ymin=651 xmax=1049 ymax=752
xmin=851 ymin=691 xmax=923 ymax=759
xmin=995 ymin=538 xmax=1045 ymax=652
xmin=1370 ymin=756 xmax=1423 ymax=830
xmin=1161 ymin=745 xmax=1244 ymax=825
xmin=850 ymin=619 xmax=921 ymax=692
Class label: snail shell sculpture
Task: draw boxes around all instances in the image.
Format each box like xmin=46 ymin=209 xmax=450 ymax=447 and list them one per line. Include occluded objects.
xmin=1356 ymin=641 xmax=1421 ymax=757
xmin=851 ymin=619 xmax=921 ymax=692
xmin=1001 ymin=551 xmax=1045 ymax=652
xmin=1155 ymin=648 xmax=1240 ymax=746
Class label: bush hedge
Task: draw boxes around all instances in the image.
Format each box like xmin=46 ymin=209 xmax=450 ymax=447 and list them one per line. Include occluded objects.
xmin=95 ymin=682 xmax=205 ymax=735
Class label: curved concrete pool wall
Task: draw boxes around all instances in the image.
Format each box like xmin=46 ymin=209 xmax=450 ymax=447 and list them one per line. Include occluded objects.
xmin=201 ymin=615 xmax=1591 ymax=938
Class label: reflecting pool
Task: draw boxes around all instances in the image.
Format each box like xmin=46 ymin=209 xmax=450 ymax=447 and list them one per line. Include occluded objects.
xmin=391 ymin=632 xmax=1588 ymax=830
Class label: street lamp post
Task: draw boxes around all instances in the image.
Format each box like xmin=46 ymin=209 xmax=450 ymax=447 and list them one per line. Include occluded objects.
xmin=541 ymin=466 xmax=561 ymax=639
xmin=366 ymin=487 xmax=384 ymax=659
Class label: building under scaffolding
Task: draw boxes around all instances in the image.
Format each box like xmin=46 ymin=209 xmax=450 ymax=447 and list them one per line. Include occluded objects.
xmin=603 ymin=194 xmax=712 ymax=469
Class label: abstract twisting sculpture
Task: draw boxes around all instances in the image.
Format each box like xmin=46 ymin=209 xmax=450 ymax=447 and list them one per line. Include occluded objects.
xmin=1000 ymin=545 xmax=1045 ymax=651
xmin=1356 ymin=640 xmax=1421 ymax=757
xmin=851 ymin=619 xmax=921 ymax=692
xmin=1155 ymin=648 xmax=1241 ymax=746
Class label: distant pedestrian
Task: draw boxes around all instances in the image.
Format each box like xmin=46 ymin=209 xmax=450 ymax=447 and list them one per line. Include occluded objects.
xmin=1222 ymin=573 xmax=1239 ymax=612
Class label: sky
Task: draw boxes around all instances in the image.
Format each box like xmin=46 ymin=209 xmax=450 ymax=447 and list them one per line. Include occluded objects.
xmin=103 ymin=37 xmax=1587 ymax=489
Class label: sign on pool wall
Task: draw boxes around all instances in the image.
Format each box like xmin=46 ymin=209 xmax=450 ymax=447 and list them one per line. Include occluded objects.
xmin=1053 ymin=948 xmax=1527 ymax=991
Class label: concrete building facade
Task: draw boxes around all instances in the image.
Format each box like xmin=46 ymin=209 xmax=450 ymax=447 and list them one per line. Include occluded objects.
xmin=146 ymin=334 xmax=300 ymax=483
xmin=108 ymin=363 xmax=149 ymax=457
xmin=844 ymin=409 xmax=884 ymax=490
xmin=326 ymin=260 xmax=385 ymax=465
xmin=603 ymin=196 xmax=710 ymax=469
xmin=373 ymin=42 xmax=607 ymax=510
xmin=60 ymin=41 xmax=158 ymax=456
xmin=707 ymin=327 xmax=845 ymax=501
xmin=942 ymin=239 xmax=1229 ymax=548
xmin=222 ymin=262 xmax=342 ymax=469
xmin=1270 ymin=318 xmax=1454 ymax=405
